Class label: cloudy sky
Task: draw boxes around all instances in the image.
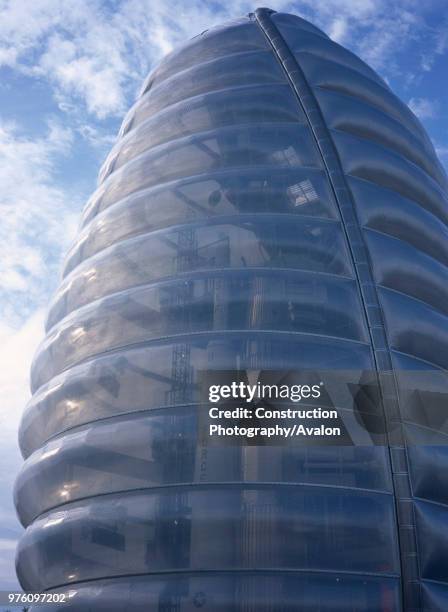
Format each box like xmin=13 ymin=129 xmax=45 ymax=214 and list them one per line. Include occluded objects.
xmin=0 ymin=0 xmax=447 ymax=590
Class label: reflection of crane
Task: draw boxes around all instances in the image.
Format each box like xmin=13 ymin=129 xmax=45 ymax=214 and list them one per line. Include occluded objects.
xmin=167 ymin=219 xmax=232 ymax=406
xmin=168 ymin=343 xmax=192 ymax=405
xmin=166 ymin=227 xmax=197 ymax=406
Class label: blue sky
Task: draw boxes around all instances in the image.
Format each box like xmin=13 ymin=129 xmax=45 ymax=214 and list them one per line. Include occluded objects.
xmin=0 ymin=0 xmax=447 ymax=591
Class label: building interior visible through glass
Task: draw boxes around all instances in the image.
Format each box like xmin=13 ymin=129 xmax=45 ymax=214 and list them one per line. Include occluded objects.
xmin=14 ymin=7 xmax=448 ymax=612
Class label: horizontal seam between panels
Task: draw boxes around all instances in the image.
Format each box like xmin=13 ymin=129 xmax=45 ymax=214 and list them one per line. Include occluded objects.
xmin=47 ymin=266 xmax=357 ymax=332
xmin=342 ymin=174 xmax=445 ymax=224
xmin=361 ymin=226 xmax=448 ymax=269
xmin=329 ymin=125 xmax=446 ymax=189
xmin=329 ymin=125 xmax=443 ymax=188
xmin=81 ymin=163 xmax=328 ymax=227
xmin=105 ymin=116 xmax=310 ymax=184
xmin=96 ymin=120 xmax=322 ymax=192
xmin=312 ymin=83 xmax=428 ymax=142
xmin=389 ymin=347 xmax=448 ymax=372
xmin=21 ymin=401 xmax=382 ymax=459
xmin=64 ymin=213 xmax=343 ymax=277
xmin=23 ymin=481 xmax=395 ymax=527
xmin=345 ymin=174 xmax=448 ymax=228
xmin=30 ymin=329 xmax=371 ymax=395
xmin=344 ymin=171 xmax=448 ymax=231
xmin=139 ymin=49 xmax=280 ymax=97
xmin=43 ymin=567 xmax=401 ymax=593
xmin=104 ymin=82 xmax=300 ymax=160
xmin=288 ymin=47 xmax=391 ymax=91
xmin=402 ymin=419 xmax=448 ymax=439
xmin=377 ymin=283 xmax=448 ymax=321
xmin=62 ymin=213 xmax=344 ymax=268
xmin=413 ymin=496 xmax=448 ymax=512
xmin=118 ymin=81 xmax=290 ymax=141
xmin=420 ymin=578 xmax=448 ymax=587
xmin=37 ymin=327 xmax=369 ymax=382
xmin=138 ymin=35 xmax=269 ymax=95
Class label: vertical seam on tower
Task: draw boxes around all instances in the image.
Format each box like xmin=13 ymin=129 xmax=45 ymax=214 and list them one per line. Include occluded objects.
xmin=253 ymin=8 xmax=420 ymax=611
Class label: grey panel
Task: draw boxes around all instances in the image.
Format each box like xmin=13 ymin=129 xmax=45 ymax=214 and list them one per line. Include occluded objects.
xmin=391 ymin=351 xmax=448 ymax=433
xmin=408 ymin=446 xmax=448 ymax=506
xmin=316 ymin=88 xmax=446 ymax=187
xmin=21 ymin=334 xmax=373 ymax=458
xmin=17 ymin=486 xmax=399 ymax=591
xmin=50 ymin=217 xmax=350 ymax=328
xmin=421 ymin=581 xmax=448 ymax=612
xmin=142 ymin=19 xmax=268 ymax=93
xmin=83 ymin=123 xmax=323 ymax=225
xmin=415 ymin=500 xmax=448 ymax=582
xmin=27 ymin=574 xmax=401 ymax=612
xmin=348 ymin=176 xmax=448 ymax=266
xmin=15 ymin=408 xmax=393 ymax=526
xmin=32 ymin=271 xmax=367 ymax=390
xmin=296 ymin=51 xmax=432 ymax=146
xmin=121 ymin=51 xmax=287 ymax=138
xmin=100 ymin=84 xmax=306 ymax=183
xmin=272 ymin=18 xmax=387 ymax=88
xmin=272 ymin=13 xmax=329 ymax=40
xmin=365 ymin=229 xmax=448 ymax=314
xmin=66 ymin=168 xmax=338 ymax=276
xmin=379 ymin=287 xmax=448 ymax=369
xmin=333 ymin=130 xmax=448 ymax=224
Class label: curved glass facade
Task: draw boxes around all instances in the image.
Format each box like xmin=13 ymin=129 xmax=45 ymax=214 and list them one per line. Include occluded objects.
xmin=15 ymin=8 xmax=448 ymax=611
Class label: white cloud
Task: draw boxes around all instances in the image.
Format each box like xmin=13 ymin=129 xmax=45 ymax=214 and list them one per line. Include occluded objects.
xmin=421 ymin=20 xmax=448 ymax=72
xmin=0 ymin=309 xmax=44 ymax=423
xmin=0 ymin=119 xmax=79 ymax=327
xmin=77 ymin=124 xmax=116 ymax=149
xmin=408 ymin=97 xmax=439 ymax=119
xmin=0 ymin=310 xmax=45 ymax=590
xmin=328 ymin=17 xmax=349 ymax=43
xmin=0 ymin=0 xmax=244 ymax=118
xmin=36 ymin=25 xmax=129 ymax=118
xmin=0 ymin=0 xmax=128 ymax=117
xmin=435 ymin=144 xmax=448 ymax=158
xmin=0 ymin=0 xmax=436 ymax=120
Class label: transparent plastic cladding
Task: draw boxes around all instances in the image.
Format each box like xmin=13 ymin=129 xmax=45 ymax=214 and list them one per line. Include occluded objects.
xmin=15 ymin=8 xmax=448 ymax=611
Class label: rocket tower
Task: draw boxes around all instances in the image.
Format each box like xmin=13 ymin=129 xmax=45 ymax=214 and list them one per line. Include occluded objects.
xmin=15 ymin=9 xmax=448 ymax=611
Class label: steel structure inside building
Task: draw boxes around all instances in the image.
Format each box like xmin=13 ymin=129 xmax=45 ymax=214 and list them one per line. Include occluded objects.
xmin=15 ymin=8 xmax=448 ymax=611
